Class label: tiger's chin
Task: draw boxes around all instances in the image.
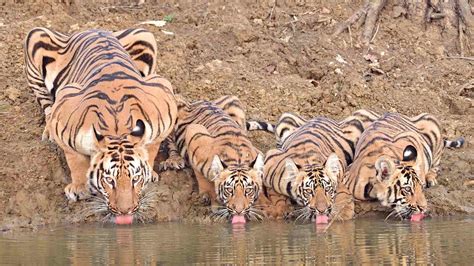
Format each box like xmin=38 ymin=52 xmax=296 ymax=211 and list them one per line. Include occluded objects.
xmin=387 ymin=205 xmax=425 ymax=221
xmin=211 ymin=207 xmax=264 ymax=223
xmin=84 ymin=187 xmax=158 ymax=224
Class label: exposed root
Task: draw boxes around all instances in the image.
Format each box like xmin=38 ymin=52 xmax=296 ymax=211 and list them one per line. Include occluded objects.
xmin=335 ymin=0 xmax=473 ymax=54
xmin=333 ymin=0 xmax=387 ymax=45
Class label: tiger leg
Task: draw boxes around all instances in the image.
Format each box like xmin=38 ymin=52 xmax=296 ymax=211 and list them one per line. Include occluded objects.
xmin=146 ymin=140 xmax=162 ymax=182
xmin=213 ymin=95 xmax=247 ymax=130
xmin=158 ymin=133 xmax=186 ymax=171
xmin=256 ymin=188 xmax=291 ymax=219
xmin=63 ymin=148 xmax=91 ymax=201
xmin=25 ymin=27 xmax=68 ymax=116
xmin=332 ymin=185 xmax=355 ymax=221
xmin=183 ymin=124 xmax=218 ymax=204
xmin=425 ymin=168 xmax=439 ymax=188
xmin=113 ymin=28 xmax=158 ymax=77
xmin=275 ymin=112 xmax=307 ymax=144
xmin=194 ymin=170 xmax=218 ymax=206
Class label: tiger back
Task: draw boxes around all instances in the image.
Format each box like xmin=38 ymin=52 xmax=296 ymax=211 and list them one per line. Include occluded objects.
xmin=25 ymin=28 xmax=177 ymax=222
xmin=342 ymin=112 xmax=464 ymax=220
xmin=166 ymin=95 xmax=264 ymax=222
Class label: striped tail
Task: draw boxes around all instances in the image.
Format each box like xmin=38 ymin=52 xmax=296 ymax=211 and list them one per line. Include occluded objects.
xmin=246 ymin=120 xmax=275 ymax=133
xmin=444 ymin=137 xmax=465 ymax=148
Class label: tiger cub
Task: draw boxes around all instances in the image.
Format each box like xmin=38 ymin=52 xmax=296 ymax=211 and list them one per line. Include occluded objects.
xmin=25 ymin=28 xmax=177 ymax=222
xmin=161 ymin=96 xmax=264 ymax=223
xmin=261 ymin=110 xmax=378 ymax=223
xmin=341 ymin=112 xmax=464 ymax=220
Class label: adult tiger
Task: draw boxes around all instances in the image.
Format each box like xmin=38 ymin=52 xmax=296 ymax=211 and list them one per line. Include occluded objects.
xmin=25 ymin=28 xmax=177 ymax=222
xmin=160 ymin=95 xmax=264 ymax=224
xmin=341 ymin=112 xmax=464 ymax=220
xmin=262 ymin=110 xmax=378 ymax=223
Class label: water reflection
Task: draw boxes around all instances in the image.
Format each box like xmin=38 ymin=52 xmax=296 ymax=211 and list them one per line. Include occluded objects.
xmin=1 ymin=217 xmax=473 ymax=264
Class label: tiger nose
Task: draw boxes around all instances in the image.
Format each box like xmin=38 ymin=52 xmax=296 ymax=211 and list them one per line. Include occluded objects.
xmin=116 ymin=197 xmax=135 ymax=214
xmin=117 ymin=205 xmax=134 ymax=215
xmin=314 ymin=189 xmax=329 ymax=213
xmin=316 ymin=202 xmax=329 ymax=213
xmin=232 ymin=203 xmax=245 ymax=214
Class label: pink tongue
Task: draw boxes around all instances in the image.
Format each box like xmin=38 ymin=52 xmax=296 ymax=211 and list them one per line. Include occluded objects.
xmin=315 ymin=215 xmax=329 ymax=224
xmin=115 ymin=215 xmax=133 ymax=225
xmin=231 ymin=215 xmax=246 ymax=224
xmin=410 ymin=213 xmax=425 ymax=222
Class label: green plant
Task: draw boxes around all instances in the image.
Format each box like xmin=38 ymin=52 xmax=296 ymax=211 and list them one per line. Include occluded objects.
xmin=164 ymin=14 xmax=174 ymax=23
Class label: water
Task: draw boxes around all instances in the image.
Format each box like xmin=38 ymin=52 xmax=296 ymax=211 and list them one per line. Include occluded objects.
xmin=1 ymin=217 xmax=473 ymax=264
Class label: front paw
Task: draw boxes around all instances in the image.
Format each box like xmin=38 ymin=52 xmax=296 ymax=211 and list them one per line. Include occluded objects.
xmin=426 ymin=174 xmax=438 ymax=188
xmin=152 ymin=171 xmax=159 ymax=182
xmin=41 ymin=127 xmax=53 ymax=142
xmin=65 ymin=182 xmax=90 ymax=202
xmin=159 ymin=155 xmax=186 ymax=171
xmin=199 ymin=192 xmax=212 ymax=206
xmin=332 ymin=193 xmax=354 ymax=221
xmin=41 ymin=109 xmax=54 ymax=142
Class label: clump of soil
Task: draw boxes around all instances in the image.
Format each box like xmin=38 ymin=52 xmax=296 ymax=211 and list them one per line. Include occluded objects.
xmin=0 ymin=0 xmax=472 ymax=231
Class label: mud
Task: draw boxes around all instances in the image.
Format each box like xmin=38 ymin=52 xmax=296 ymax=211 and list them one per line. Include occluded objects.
xmin=0 ymin=0 xmax=472 ymax=231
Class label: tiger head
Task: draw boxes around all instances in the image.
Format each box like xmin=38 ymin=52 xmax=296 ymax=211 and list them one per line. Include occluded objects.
xmin=284 ymin=153 xmax=342 ymax=222
xmin=209 ymin=153 xmax=264 ymax=221
xmin=88 ymin=119 xmax=156 ymax=220
xmin=374 ymin=145 xmax=427 ymax=220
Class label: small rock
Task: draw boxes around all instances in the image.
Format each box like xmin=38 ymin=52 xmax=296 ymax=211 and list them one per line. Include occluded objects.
xmin=334 ymin=68 xmax=343 ymax=75
xmin=321 ymin=7 xmax=331 ymax=14
xmin=193 ymin=64 xmax=205 ymax=72
xmin=392 ymin=6 xmax=406 ymax=18
xmin=253 ymin=18 xmax=263 ymax=25
xmin=363 ymin=53 xmax=378 ymax=63
xmin=265 ymin=64 xmax=277 ymax=73
xmin=335 ymin=54 xmax=347 ymax=64
xmin=205 ymin=59 xmax=223 ymax=72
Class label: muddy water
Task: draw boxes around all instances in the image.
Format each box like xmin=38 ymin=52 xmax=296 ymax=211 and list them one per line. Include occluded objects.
xmin=1 ymin=217 xmax=473 ymax=264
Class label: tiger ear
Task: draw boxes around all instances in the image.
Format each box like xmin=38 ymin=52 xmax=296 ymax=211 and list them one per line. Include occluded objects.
xmin=402 ymin=145 xmax=417 ymax=162
xmin=324 ymin=153 xmax=341 ymax=184
xmin=209 ymin=155 xmax=225 ymax=182
xmin=131 ymin=119 xmax=146 ymax=138
xmin=375 ymin=156 xmax=396 ymax=181
xmin=93 ymin=125 xmax=105 ymax=142
xmin=250 ymin=153 xmax=264 ymax=186
xmin=250 ymin=153 xmax=264 ymax=175
xmin=283 ymin=159 xmax=299 ymax=183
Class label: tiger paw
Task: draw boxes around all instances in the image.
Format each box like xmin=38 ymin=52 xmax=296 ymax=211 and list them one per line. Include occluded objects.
xmin=426 ymin=178 xmax=438 ymax=188
xmin=159 ymin=155 xmax=186 ymax=171
xmin=41 ymin=110 xmax=54 ymax=142
xmin=425 ymin=171 xmax=438 ymax=188
xmin=65 ymin=183 xmax=90 ymax=202
xmin=199 ymin=192 xmax=212 ymax=206
xmin=151 ymin=171 xmax=159 ymax=182
xmin=41 ymin=127 xmax=53 ymax=142
xmin=332 ymin=195 xmax=355 ymax=221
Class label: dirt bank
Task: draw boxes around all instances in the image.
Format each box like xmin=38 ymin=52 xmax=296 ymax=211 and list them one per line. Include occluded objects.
xmin=0 ymin=0 xmax=472 ymax=231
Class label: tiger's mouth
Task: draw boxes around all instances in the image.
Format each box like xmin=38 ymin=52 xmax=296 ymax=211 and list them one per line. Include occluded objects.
xmin=288 ymin=206 xmax=333 ymax=223
xmin=85 ymin=186 xmax=158 ymax=224
xmin=387 ymin=205 xmax=426 ymax=220
xmin=211 ymin=206 xmax=264 ymax=223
